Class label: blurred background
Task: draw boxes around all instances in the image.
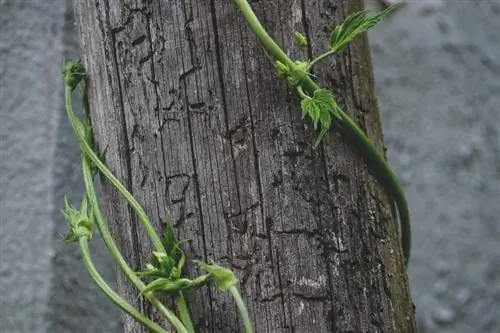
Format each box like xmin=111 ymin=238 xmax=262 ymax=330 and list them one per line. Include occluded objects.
xmin=1 ymin=0 xmax=499 ymax=332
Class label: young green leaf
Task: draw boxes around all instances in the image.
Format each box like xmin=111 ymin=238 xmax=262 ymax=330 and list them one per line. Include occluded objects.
xmin=300 ymin=88 xmax=341 ymax=130
xmin=330 ymin=5 xmax=396 ymax=52
xmin=318 ymin=110 xmax=332 ymax=132
xmin=162 ymin=222 xmax=177 ymax=255
xmin=61 ymin=197 xmax=93 ymax=242
xmin=299 ymin=89 xmax=346 ymax=147
xmin=194 ymin=260 xmax=238 ymax=292
xmin=300 ymin=98 xmax=321 ymax=129
xmin=313 ymin=128 xmax=329 ymax=149
xmin=312 ymin=89 xmax=336 ymax=114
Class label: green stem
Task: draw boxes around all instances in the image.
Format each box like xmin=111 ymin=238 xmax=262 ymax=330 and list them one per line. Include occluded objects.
xmin=233 ymin=0 xmax=294 ymax=69
xmin=233 ymin=0 xmax=324 ymax=97
xmin=65 ymin=86 xmax=189 ymax=333
xmin=175 ymin=292 xmax=195 ymax=333
xmin=80 ymin=150 xmax=189 ymax=333
xmin=229 ymin=286 xmax=253 ymax=333
xmin=71 ymin=86 xmax=165 ymax=254
xmin=79 ymin=237 xmax=170 ymax=333
xmin=337 ymin=114 xmax=411 ymax=267
xmin=296 ymin=85 xmax=310 ymax=100
xmin=80 ymin=193 xmax=89 ymax=217
xmin=233 ymin=0 xmax=411 ymax=268
xmin=308 ymin=49 xmax=337 ymax=70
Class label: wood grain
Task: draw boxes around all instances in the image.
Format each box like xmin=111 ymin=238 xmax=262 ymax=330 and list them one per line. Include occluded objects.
xmin=72 ymin=0 xmax=416 ymax=331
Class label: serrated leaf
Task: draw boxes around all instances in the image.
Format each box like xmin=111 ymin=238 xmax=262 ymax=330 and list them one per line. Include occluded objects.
xmin=300 ymin=89 xmax=338 ymax=131
xmin=300 ymin=98 xmax=321 ymax=129
xmin=312 ymin=89 xmax=336 ymax=112
xmin=299 ymin=88 xmax=347 ymax=147
xmin=161 ymin=222 xmax=177 ymax=255
xmin=330 ymin=5 xmax=395 ymax=52
xmin=300 ymin=98 xmax=311 ymax=119
xmin=313 ymin=127 xmax=329 ymax=149
xmin=138 ymin=219 xmax=190 ymax=280
xmin=318 ymin=110 xmax=332 ymax=131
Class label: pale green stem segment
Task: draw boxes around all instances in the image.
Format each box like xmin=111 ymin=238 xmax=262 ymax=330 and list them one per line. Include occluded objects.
xmin=233 ymin=0 xmax=294 ymax=69
xmin=175 ymin=293 xmax=195 ymax=333
xmin=233 ymin=0 xmax=411 ymax=268
xmin=296 ymin=85 xmax=310 ymax=100
xmin=79 ymin=236 xmax=170 ymax=333
xmin=308 ymin=49 xmax=337 ymax=70
xmin=229 ymin=286 xmax=253 ymax=333
xmin=66 ymin=86 xmax=190 ymax=333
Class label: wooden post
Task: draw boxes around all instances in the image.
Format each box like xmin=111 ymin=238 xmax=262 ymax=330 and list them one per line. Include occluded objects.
xmin=72 ymin=0 xmax=416 ymax=331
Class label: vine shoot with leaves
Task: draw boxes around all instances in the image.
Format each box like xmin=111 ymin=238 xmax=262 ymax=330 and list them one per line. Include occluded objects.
xmin=61 ymin=1 xmax=409 ymax=332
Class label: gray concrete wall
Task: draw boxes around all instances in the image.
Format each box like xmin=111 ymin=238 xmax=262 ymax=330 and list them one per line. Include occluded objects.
xmin=1 ymin=1 xmax=62 ymax=332
xmin=0 ymin=1 xmax=120 ymax=332
xmin=370 ymin=2 xmax=500 ymax=331
xmin=0 ymin=1 xmax=498 ymax=332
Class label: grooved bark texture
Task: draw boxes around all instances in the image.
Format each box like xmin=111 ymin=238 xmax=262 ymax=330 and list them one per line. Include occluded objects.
xmin=72 ymin=0 xmax=416 ymax=332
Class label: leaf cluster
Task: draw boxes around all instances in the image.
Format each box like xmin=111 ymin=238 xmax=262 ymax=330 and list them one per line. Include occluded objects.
xmin=136 ymin=225 xmax=207 ymax=295
xmin=61 ymin=59 xmax=85 ymax=91
xmin=62 ymin=197 xmax=93 ymax=242
xmin=300 ymin=89 xmax=343 ymax=147
xmin=275 ymin=6 xmax=396 ymax=147
xmin=329 ymin=6 xmax=396 ymax=52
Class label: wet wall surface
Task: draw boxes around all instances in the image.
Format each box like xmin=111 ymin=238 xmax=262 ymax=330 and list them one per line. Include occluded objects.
xmin=0 ymin=1 xmax=498 ymax=332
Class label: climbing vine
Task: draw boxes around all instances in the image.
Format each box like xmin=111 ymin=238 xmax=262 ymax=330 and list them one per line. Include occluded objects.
xmin=61 ymin=2 xmax=404 ymax=332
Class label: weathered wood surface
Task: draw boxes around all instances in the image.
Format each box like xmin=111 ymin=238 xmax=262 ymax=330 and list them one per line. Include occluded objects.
xmin=73 ymin=0 xmax=416 ymax=332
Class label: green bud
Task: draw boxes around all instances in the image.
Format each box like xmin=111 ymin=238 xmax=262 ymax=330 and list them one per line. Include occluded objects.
xmin=294 ymin=31 xmax=308 ymax=49
xmin=194 ymin=260 xmax=237 ymax=292
xmin=288 ymin=61 xmax=310 ymax=86
xmin=61 ymin=197 xmax=93 ymax=242
xmin=62 ymin=59 xmax=85 ymax=91
xmin=276 ymin=61 xmax=289 ymax=78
